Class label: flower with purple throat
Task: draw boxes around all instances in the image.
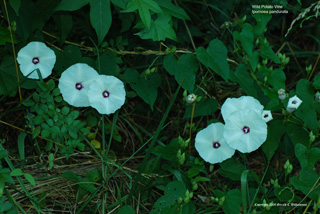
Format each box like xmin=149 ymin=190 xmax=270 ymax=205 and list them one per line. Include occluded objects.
xmin=87 ymin=75 xmax=126 ymax=115
xmin=195 ymin=123 xmax=235 ymax=164
xmin=286 ymin=95 xmax=302 ymax=113
xmin=17 ymin=41 xmax=56 ymax=79
xmin=58 ymin=63 xmax=99 ymax=107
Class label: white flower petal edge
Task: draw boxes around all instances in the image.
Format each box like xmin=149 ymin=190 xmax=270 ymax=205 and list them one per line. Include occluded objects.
xmin=221 ymin=96 xmax=264 ymax=121
xmin=58 ymin=63 xmax=99 ymax=107
xmin=195 ymin=123 xmax=235 ymax=164
xmin=17 ymin=41 xmax=56 ymax=79
xmin=88 ymin=75 xmax=126 ymax=115
xmin=262 ymin=110 xmax=273 ymax=123
xmin=287 ymin=95 xmax=302 ymax=109
xmin=223 ymin=109 xmax=268 ymax=153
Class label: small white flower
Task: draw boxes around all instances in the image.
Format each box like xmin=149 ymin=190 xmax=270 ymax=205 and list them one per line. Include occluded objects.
xmin=262 ymin=110 xmax=273 ymax=122
xmin=17 ymin=41 xmax=56 ymax=79
xmin=287 ymin=95 xmax=302 ymax=109
xmin=223 ymin=109 xmax=268 ymax=153
xmin=195 ymin=123 xmax=235 ymax=164
xmin=278 ymin=89 xmax=286 ymax=100
xmin=87 ymin=75 xmax=126 ymax=115
xmin=221 ymin=96 xmax=264 ymax=121
xmin=58 ymin=63 xmax=99 ymax=107
xmin=186 ymin=94 xmax=196 ymax=104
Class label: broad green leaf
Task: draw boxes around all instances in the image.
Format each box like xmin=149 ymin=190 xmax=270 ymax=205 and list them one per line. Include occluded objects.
xmin=10 ymin=168 xmax=24 ymax=176
xmin=32 ymin=126 xmax=41 ymax=139
xmin=286 ymin=123 xmax=309 ymax=147
xmin=247 ymin=51 xmax=259 ymax=72
xmin=0 ymin=56 xmax=18 ymax=96
xmin=117 ymin=205 xmax=135 ymax=214
xmin=100 ymin=51 xmax=122 ymax=76
xmin=232 ymin=64 xmax=258 ymax=98
xmin=9 ymin=0 xmax=21 ymax=15
xmin=163 ymin=54 xmax=198 ymax=91
xmin=54 ymin=45 xmax=82 ymax=73
xmin=32 ymin=0 xmax=61 ymax=30
xmin=196 ymin=39 xmax=230 ymax=81
xmin=53 ymin=14 xmax=73 ymax=45
xmin=312 ymin=73 xmax=320 ymax=89
xmin=24 ymin=173 xmax=36 ymax=186
xmin=61 ymin=171 xmax=80 ymax=182
xmin=152 ymin=138 xmax=179 ymax=161
xmin=262 ymin=120 xmax=285 ymax=162
xmin=0 ymin=151 xmax=8 ymax=159
xmin=222 ymin=189 xmax=242 ymax=214
xmin=268 ymin=69 xmax=286 ymax=90
xmin=274 ymin=187 xmax=294 ymax=202
xmin=253 ymin=14 xmax=272 ymax=36
xmin=18 ymin=132 xmax=26 ymax=161
xmin=183 ymin=98 xmax=219 ymax=118
xmin=155 ymin=0 xmax=190 ymax=20
xmin=240 ymin=23 xmax=254 ymax=56
xmin=111 ymin=0 xmax=129 ymax=9
xmin=0 ymin=26 xmax=17 ymax=45
xmin=55 ymin=0 xmax=89 ymax=11
xmin=154 ymin=181 xmax=186 ymax=209
xmin=291 ymin=168 xmax=320 ymax=200
xmin=122 ymin=0 xmax=162 ymax=29
xmin=41 ymin=129 xmax=51 ymax=138
xmin=137 ymin=14 xmax=177 ymax=41
xmin=295 ymin=144 xmax=320 ymax=169
xmin=260 ymin=43 xmax=280 ymax=64
xmin=295 ymin=79 xmax=317 ymax=131
xmin=218 ymin=159 xmax=245 ymax=181
xmin=90 ymin=0 xmax=112 ymax=45
xmin=125 ymin=69 xmax=161 ymax=110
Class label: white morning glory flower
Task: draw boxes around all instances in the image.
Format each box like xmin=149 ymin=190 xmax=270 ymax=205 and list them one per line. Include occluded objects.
xmin=262 ymin=110 xmax=273 ymax=123
xmin=195 ymin=123 xmax=235 ymax=164
xmin=221 ymin=96 xmax=264 ymax=121
xmin=223 ymin=109 xmax=268 ymax=153
xmin=58 ymin=63 xmax=99 ymax=107
xmin=87 ymin=75 xmax=126 ymax=115
xmin=17 ymin=41 xmax=56 ymax=79
xmin=287 ymin=95 xmax=302 ymax=109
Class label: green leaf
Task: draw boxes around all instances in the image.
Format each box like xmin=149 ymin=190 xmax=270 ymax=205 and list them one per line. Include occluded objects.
xmin=0 ymin=150 xmax=8 ymax=160
xmin=53 ymin=14 xmax=73 ymax=45
xmin=163 ymin=54 xmax=198 ymax=91
xmin=61 ymin=171 xmax=80 ymax=182
xmin=122 ymin=0 xmax=162 ymax=29
xmin=222 ymin=189 xmax=242 ymax=214
xmin=312 ymin=73 xmax=320 ymax=89
xmin=137 ymin=14 xmax=177 ymax=41
xmin=100 ymin=51 xmax=121 ymax=76
xmin=32 ymin=0 xmax=62 ymax=31
xmin=9 ymin=0 xmax=21 ymax=15
xmin=183 ymin=98 xmax=219 ymax=118
xmin=0 ymin=26 xmax=16 ymax=45
xmin=48 ymin=153 xmax=54 ymax=170
xmin=247 ymin=51 xmax=259 ymax=72
xmin=291 ymin=168 xmax=320 ymax=200
xmin=0 ymin=56 xmax=18 ymax=96
xmin=218 ymin=159 xmax=245 ymax=181
xmin=54 ymin=45 xmax=82 ymax=73
xmin=262 ymin=120 xmax=285 ymax=162
xmin=125 ymin=69 xmax=161 ymax=110
xmin=154 ymin=181 xmax=186 ymax=209
xmin=41 ymin=129 xmax=51 ymax=138
xmin=61 ymin=106 xmax=70 ymax=115
xmin=90 ymin=0 xmax=112 ymax=45
xmin=286 ymin=123 xmax=309 ymax=147
xmin=117 ymin=205 xmax=135 ymax=214
xmin=10 ymin=168 xmax=24 ymax=176
xmin=69 ymin=111 xmax=80 ymax=119
xmin=196 ymin=39 xmax=230 ymax=81
xmin=260 ymin=43 xmax=280 ymax=64
xmin=155 ymin=0 xmax=190 ymax=20
xmin=232 ymin=64 xmax=258 ymax=98
xmin=152 ymin=138 xmax=179 ymax=161
xmin=24 ymin=173 xmax=36 ymax=186
xmin=55 ymin=0 xmax=89 ymax=11
xmin=253 ymin=14 xmax=272 ymax=36
xmin=32 ymin=126 xmax=41 ymax=139
xmin=295 ymin=144 xmax=320 ymax=169
xmin=18 ymin=132 xmax=26 ymax=161
xmin=268 ymin=69 xmax=286 ymax=90
xmin=239 ymin=23 xmax=254 ymax=56
xmin=111 ymin=0 xmax=129 ymax=9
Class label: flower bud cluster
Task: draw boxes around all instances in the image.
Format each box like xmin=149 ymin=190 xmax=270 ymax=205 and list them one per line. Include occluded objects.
xmin=270 ymin=178 xmax=280 ymax=188
xmin=284 ymin=160 xmax=293 ymax=175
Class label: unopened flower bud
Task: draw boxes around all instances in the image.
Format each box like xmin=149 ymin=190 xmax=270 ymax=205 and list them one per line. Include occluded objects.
xmin=310 ymin=131 xmax=316 ymax=143
xmin=278 ymin=89 xmax=286 ymax=100
xmin=186 ymin=94 xmax=197 ymax=104
xmin=219 ymin=196 xmax=225 ymax=206
xmin=262 ymin=59 xmax=268 ymax=65
xmin=316 ymin=92 xmax=320 ymax=102
xmin=183 ymin=90 xmax=188 ymax=98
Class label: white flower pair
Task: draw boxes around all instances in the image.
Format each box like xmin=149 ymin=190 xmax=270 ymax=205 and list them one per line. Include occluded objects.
xmin=17 ymin=41 xmax=125 ymax=115
xmin=195 ymin=96 xmax=272 ymax=164
xmin=58 ymin=63 xmax=126 ymax=115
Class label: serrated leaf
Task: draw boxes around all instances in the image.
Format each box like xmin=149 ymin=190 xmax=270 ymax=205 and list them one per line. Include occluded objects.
xmin=90 ymin=0 xmax=112 ymax=45
xmin=137 ymin=14 xmax=177 ymax=41
xmin=124 ymin=69 xmax=161 ymax=110
xmin=122 ymin=0 xmax=162 ymax=29
xmin=10 ymin=168 xmax=24 ymax=176
xmin=55 ymin=0 xmax=89 ymax=11
xmin=155 ymin=0 xmax=190 ymax=20
xmin=183 ymin=98 xmax=219 ymax=118
xmin=262 ymin=120 xmax=285 ymax=162
xmin=24 ymin=173 xmax=36 ymax=186
xmin=196 ymin=39 xmax=230 ymax=81
xmin=163 ymin=53 xmax=198 ymax=91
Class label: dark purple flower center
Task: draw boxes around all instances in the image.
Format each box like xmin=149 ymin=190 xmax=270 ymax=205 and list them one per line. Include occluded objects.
xmin=75 ymin=83 xmax=83 ymax=90
xmin=102 ymin=90 xmax=110 ymax=98
xmin=242 ymin=126 xmax=250 ymax=134
xmin=213 ymin=141 xmax=221 ymax=149
xmin=292 ymin=100 xmax=297 ymax=104
xmin=264 ymin=114 xmax=268 ymax=118
xmin=32 ymin=57 xmax=40 ymax=65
